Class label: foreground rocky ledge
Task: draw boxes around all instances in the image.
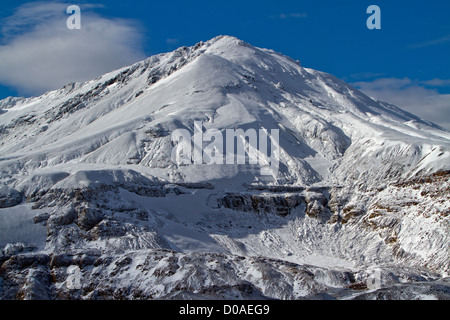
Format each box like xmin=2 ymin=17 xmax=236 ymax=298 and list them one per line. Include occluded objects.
xmin=1 ymin=249 xmax=449 ymax=300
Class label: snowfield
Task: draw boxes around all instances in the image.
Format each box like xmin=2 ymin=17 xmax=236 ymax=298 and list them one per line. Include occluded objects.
xmin=0 ymin=36 xmax=449 ymax=300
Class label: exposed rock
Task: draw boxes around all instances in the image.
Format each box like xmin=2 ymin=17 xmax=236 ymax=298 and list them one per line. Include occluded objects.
xmin=352 ymin=278 xmax=450 ymax=300
xmin=2 ymin=243 xmax=37 ymax=257
xmin=77 ymin=206 xmax=104 ymax=231
xmin=0 ymin=186 xmax=22 ymax=208
xmin=218 ymin=193 xmax=303 ymax=217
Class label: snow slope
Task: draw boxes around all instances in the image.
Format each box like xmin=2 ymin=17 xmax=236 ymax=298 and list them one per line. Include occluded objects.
xmin=0 ymin=36 xmax=448 ymax=300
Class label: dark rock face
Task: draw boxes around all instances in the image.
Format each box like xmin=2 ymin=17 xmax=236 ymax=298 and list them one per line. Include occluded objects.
xmin=1 ymin=248 xmax=448 ymax=300
xmin=0 ymin=186 xmax=22 ymax=209
xmin=352 ymin=278 xmax=450 ymax=300
xmin=0 ymin=170 xmax=448 ymax=300
xmin=218 ymin=193 xmax=304 ymax=217
xmin=0 ymin=254 xmax=52 ymax=300
xmin=217 ymin=191 xmax=333 ymax=220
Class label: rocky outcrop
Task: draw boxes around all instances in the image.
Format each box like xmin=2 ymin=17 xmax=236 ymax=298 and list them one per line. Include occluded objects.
xmin=0 ymin=186 xmax=22 ymax=209
xmin=217 ymin=193 xmax=304 ymax=217
xmin=2 ymin=249 xmax=444 ymax=300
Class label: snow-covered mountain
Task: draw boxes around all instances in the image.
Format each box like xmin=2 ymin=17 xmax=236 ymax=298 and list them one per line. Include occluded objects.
xmin=0 ymin=35 xmax=449 ymax=300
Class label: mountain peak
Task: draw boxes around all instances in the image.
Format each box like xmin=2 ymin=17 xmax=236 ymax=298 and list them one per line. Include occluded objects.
xmin=206 ymin=35 xmax=249 ymax=46
xmin=0 ymin=35 xmax=449 ymax=185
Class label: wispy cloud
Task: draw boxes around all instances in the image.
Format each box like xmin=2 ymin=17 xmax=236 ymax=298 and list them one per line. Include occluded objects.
xmin=420 ymin=79 xmax=450 ymax=87
xmin=352 ymin=77 xmax=450 ymax=130
xmin=166 ymin=38 xmax=179 ymax=45
xmin=0 ymin=2 xmax=146 ymax=96
xmin=409 ymin=34 xmax=450 ymax=49
xmin=344 ymin=72 xmax=387 ymax=82
xmin=269 ymin=12 xmax=307 ymax=20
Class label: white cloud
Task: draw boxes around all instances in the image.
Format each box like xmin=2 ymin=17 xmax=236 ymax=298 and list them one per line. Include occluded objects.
xmin=0 ymin=2 xmax=146 ymax=96
xmin=352 ymin=77 xmax=450 ymax=130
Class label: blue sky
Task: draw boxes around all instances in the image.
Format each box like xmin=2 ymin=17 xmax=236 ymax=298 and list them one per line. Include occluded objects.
xmin=0 ymin=0 xmax=449 ymax=128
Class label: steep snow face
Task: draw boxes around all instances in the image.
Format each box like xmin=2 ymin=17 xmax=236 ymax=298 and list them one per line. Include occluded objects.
xmin=0 ymin=36 xmax=449 ymax=300
xmin=1 ymin=35 xmax=448 ymax=185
